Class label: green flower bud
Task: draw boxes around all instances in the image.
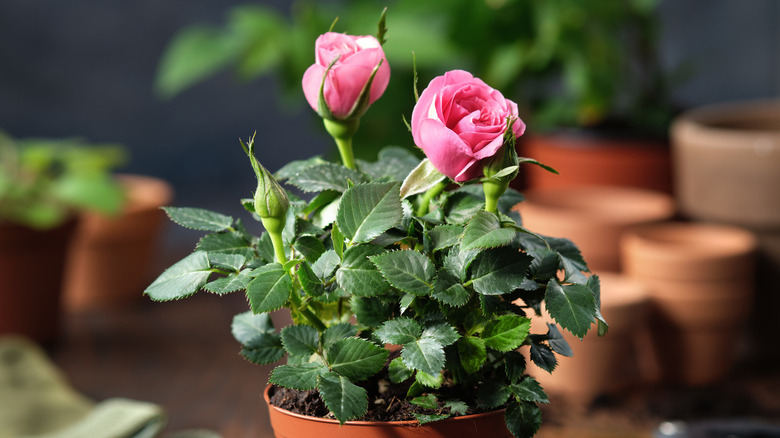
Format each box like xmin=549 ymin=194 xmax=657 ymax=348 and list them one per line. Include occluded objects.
xmin=241 ymin=135 xmax=289 ymax=223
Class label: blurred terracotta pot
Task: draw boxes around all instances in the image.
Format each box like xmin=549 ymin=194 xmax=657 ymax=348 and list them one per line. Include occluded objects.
xmin=621 ymin=222 xmax=758 ymax=386
xmin=528 ymin=273 xmax=651 ymax=400
xmin=264 ymin=385 xmax=511 ymax=438
xmin=518 ymin=132 xmax=673 ymax=193
xmin=515 ymin=186 xmax=675 ymax=272
xmin=0 ymin=219 xmax=78 ymax=341
xmin=672 ymin=100 xmax=780 ymax=358
xmin=64 ymin=174 xmax=173 ymax=311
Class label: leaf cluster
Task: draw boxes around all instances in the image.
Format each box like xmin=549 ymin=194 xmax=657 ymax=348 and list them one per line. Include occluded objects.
xmin=145 ymin=146 xmax=605 ymax=438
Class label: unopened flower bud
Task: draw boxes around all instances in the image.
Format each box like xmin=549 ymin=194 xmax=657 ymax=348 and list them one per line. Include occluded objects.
xmin=241 ymin=135 xmax=289 ymax=225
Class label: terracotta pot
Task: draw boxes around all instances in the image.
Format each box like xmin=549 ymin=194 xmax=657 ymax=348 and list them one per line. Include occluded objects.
xmin=671 ymin=100 xmax=780 ymax=359
xmin=0 ymin=219 xmax=78 ymax=341
xmin=518 ymin=132 xmax=673 ymax=193
xmin=621 ymin=222 xmax=758 ymax=386
xmin=64 ymin=174 xmax=173 ymax=311
xmin=264 ymin=385 xmax=511 ymax=438
xmin=528 ymin=273 xmax=650 ymax=400
xmin=514 ymin=186 xmax=675 ymax=272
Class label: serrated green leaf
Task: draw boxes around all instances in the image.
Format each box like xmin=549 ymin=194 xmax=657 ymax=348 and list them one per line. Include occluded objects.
xmin=429 ymin=224 xmax=464 ymax=251
xmin=505 ymin=400 xmax=542 ymax=438
xmin=270 ymin=363 xmax=328 ymax=391
xmin=375 ymin=317 xmax=422 ymax=345
xmin=371 ymin=250 xmax=434 ymax=296
xmin=402 ymin=338 xmax=445 ymax=376
xmin=207 ymin=253 xmax=246 ymax=271
xmin=443 ymin=191 xmax=484 ymax=224
xmin=547 ymin=323 xmax=573 ymax=357
xmin=162 ymin=206 xmax=233 ymax=232
xmin=443 ymin=246 xmax=480 ymax=283
xmin=545 ymin=280 xmax=596 ymax=339
xmin=400 ymin=293 xmax=416 ymax=314
xmin=327 ymin=338 xmax=388 ymax=382
xmin=317 ymin=372 xmax=368 ymax=424
xmin=497 ymin=188 xmax=525 ymax=216
xmin=481 ymin=314 xmax=531 ymax=352
xmin=413 ymin=413 xmax=451 ymax=424
xmin=331 ymin=222 xmax=345 ymax=259
xmin=505 ymin=351 xmax=527 ymax=383
xmin=470 ymin=248 xmax=532 ymax=296
xmin=589 ymin=274 xmax=609 ymax=337
xmin=528 ymin=247 xmax=559 ymax=282
xmin=457 ymin=336 xmax=487 ymax=374
xmin=144 ymin=252 xmax=211 ymax=301
xmin=274 ymin=156 xmax=328 ymax=181
xmin=432 ymin=270 xmax=471 ymax=307
xmin=231 ymin=311 xmax=274 ymax=344
xmin=281 ymin=325 xmax=320 ymax=357
xmin=312 ymin=249 xmax=340 ymax=280
xmin=197 ymin=230 xmax=255 ymax=259
xmin=297 ymin=262 xmax=324 ymax=297
xmin=461 ymin=211 xmax=516 ymax=251
xmin=287 ymin=162 xmax=367 ymax=193
xmin=240 ymin=333 xmax=284 ymax=365
xmin=422 ymin=323 xmax=459 ymax=347
xmin=257 ymin=232 xmax=275 ymax=263
xmin=478 ymin=378 xmax=511 ymax=409
xmin=511 ymin=377 xmax=549 ymax=404
xmin=388 ymin=357 xmax=413 ymax=384
xmin=351 ymin=296 xmax=392 ymax=328
xmin=410 ymin=394 xmax=438 ymax=410
xmin=359 ymin=146 xmax=421 ymax=183
xmin=444 ymin=400 xmax=468 ymax=416
xmin=246 ymin=263 xmax=292 ymax=314
xmin=337 ymin=182 xmax=402 ymax=243
xmin=322 ymin=323 xmax=358 ymax=349
xmin=399 ymin=158 xmax=445 ymax=200
xmin=529 ymin=342 xmax=557 ymax=373
xmin=294 ymin=235 xmax=326 ymax=263
xmin=204 ymin=269 xmax=253 ymax=295
xmin=336 ymin=244 xmax=391 ymax=297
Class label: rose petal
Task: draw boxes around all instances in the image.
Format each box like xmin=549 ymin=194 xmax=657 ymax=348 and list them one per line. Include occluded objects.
xmin=302 ymin=64 xmax=326 ymax=113
xmin=324 ymin=63 xmax=374 ymax=118
xmin=417 ymin=118 xmax=475 ymax=181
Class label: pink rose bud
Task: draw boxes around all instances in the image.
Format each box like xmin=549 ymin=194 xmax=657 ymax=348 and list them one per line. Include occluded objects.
xmin=411 ymin=70 xmax=526 ymax=182
xmin=302 ymin=32 xmax=390 ymax=120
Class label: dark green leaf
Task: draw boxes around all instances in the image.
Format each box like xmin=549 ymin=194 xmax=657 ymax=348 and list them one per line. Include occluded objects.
xmin=457 ymin=336 xmax=487 ymax=374
xmin=331 ymin=222 xmax=345 ymax=259
xmin=336 ymin=244 xmax=391 ymax=297
xmin=511 ymin=377 xmax=549 ymax=404
xmin=337 ymin=182 xmax=402 ymax=243
xmin=504 ymin=351 xmax=527 ymax=383
xmin=294 ymin=235 xmax=326 ymax=263
xmin=375 ymin=317 xmax=422 ymax=345
xmin=274 ymin=156 xmax=328 ymax=181
xmin=402 ymin=338 xmax=445 ymax=376
xmin=505 ymin=401 xmax=542 ymax=438
xmin=281 ymin=325 xmax=320 ymax=357
xmin=246 ymin=263 xmax=292 ymax=313
xmin=322 ymin=323 xmax=358 ymax=349
xmin=432 ymin=270 xmax=471 ymax=307
xmin=443 ymin=246 xmax=480 ymax=283
xmin=297 ymin=262 xmax=324 ymax=297
xmin=529 ymin=342 xmax=557 ymax=373
xmin=287 ymin=162 xmax=367 ymax=193
xmin=410 ymin=394 xmax=438 ymax=410
xmin=547 ymin=323 xmax=573 ymax=357
xmin=429 ymin=224 xmax=464 ymax=251
xmin=478 ymin=378 xmax=511 ymax=409
xmin=359 ymin=146 xmax=420 ymax=183
xmin=327 ymin=338 xmax=388 ymax=382
xmin=370 ymin=250 xmax=434 ymax=296
xmin=545 ymin=280 xmax=596 ymax=339
xmin=197 ymin=230 xmax=255 ymax=259
xmin=204 ymin=269 xmax=253 ymax=295
xmin=231 ymin=311 xmax=274 ymax=345
xmin=270 ymin=363 xmax=328 ymax=391
xmin=422 ymin=323 xmax=459 ymax=347
xmin=399 ymin=158 xmax=445 ymax=200
xmin=481 ymin=314 xmax=531 ymax=352
xmin=461 ymin=211 xmax=516 ymax=251
xmin=589 ymin=274 xmax=609 ymax=337
xmin=470 ymin=248 xmax=532 ymax=296
xmin=318 ymin=372 xmax=368 ymax=424
xmin=312 ymin=249 xmax=340 ymax=280
xmin=240 ymin=333 xmax=284 ymax=365
xmin=497 ymin=188 xmax=525 ymax=216
xmin=207 ymin=253 xmax=246 ymax=271
xmin=444 ymin=400 xmax=469 ymax=416
xmin=144 ymin=252 xmax=211 ymax=301
xmin=388 ymin=357 xmax=413 ymax=384
xmin=162 ymin=206 xmax=233 ymax=232
xmin=443 ymin=192 xmax=484 ymax=224
xmin=351 ymin=296 xmax=392 ymax=328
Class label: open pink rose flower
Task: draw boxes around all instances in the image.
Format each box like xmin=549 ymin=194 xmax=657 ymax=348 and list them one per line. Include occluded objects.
xmin=302 ymin=32 xmax=390 ymax=120
xmin=411 ymin=70 xmax=526 ymax=182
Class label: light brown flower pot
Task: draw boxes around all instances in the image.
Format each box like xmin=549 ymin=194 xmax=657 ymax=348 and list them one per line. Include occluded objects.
xmin=64 ymin=174 xmax=173 ymax=311
xmin=514 ymin=186 xmax=675 ymax=272
xmin=264 ymin=385 xmax=511 ymax=438
xmin=0 ymin=219 xmax=78 ymax=342
xmin=528 ymin=273 xmax=650 ymax=400
xmin=518 ymin=133 xmax=673 ymax=193
xmin=621 ymin=222 xmax=758 ymax=386
xmin=671 ymin=100 xmax=780 ymax=359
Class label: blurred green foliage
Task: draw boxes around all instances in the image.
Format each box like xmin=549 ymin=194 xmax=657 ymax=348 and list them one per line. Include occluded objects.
xmin=0 ymin=131 xmax=127 ymax=229
xmin=155 ymin=0 xmax=679 ymax=158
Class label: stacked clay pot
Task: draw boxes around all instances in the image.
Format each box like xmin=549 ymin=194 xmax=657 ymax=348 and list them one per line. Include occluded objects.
xmin=621 ymin=222 xmax=757 ymax=385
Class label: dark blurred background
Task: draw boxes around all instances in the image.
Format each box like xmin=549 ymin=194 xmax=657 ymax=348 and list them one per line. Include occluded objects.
xmin=1 ymin=0 xmax=778 ymax=243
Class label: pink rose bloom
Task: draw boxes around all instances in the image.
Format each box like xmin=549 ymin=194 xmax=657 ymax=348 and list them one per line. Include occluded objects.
xmin=302 ymin=32 xmax=390 ymax=120
xmin=411 ymin=70 xmax=526 ymax=182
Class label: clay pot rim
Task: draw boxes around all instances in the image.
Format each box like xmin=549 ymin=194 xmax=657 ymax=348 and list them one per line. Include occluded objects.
xmin=116 ymin=174 xmax=174 ymax=214
xmin=673 ymin=99 xmax=780 ymax=143
xmin=519 ymin=186 xmax=675 ymax=225
xmin=263 ymin=385 xmax=505 ymax=428
xmin=622 ymin=222 xmax=758 ymax=260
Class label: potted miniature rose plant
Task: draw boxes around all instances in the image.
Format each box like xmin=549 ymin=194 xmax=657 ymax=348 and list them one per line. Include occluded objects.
xmin=145 ymin=14 xmax=605 ymax=438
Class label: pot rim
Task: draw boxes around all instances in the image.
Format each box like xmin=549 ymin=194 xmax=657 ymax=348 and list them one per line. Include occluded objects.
xmin=673 ymin=99 xmax=780 ymax=142
xmin=263 ymin=384 xmax=506 ymax=428
xmin=622 ymin=222 xmax=758 ymax=261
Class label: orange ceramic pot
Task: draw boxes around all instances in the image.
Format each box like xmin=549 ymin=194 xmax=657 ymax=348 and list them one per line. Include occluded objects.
xmin=264 ymin=386 xmax=511 ymax=438
xmin=528 ymin=273 xmax=650 ymax=400
xmin=515 ymin=186 xmax=675 ymax=272
xmin=518 ymin=133 xmax=672 ymax=193
xmin=0 ymin=219 xmax=78 ymax=341
xmin=621 ymin=222 xmax=758 ymax=386
xmin=64 ymin=174 xmax=173 ymax=311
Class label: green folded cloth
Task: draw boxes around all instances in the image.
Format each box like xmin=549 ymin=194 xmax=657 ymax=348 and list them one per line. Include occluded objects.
xmin=0 ymin=336 xmax=219 ymax=438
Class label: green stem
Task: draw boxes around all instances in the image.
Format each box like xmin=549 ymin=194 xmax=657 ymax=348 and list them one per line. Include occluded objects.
xmin=334 ymin=136 xmax=356 ymax=170
xmin=482 ymin=179 xmax=508 ymax=215
xmin=323 ymin=118 xmax=360 ymax=170
xmin=261 ymin=216 xmax=288 ymax=264
xmin=269 ymin=231 xmax=287 ymax=264
xmin=299 ymin=307 xmax=327 ymax=332
xmin=415 ymin=180 xmax=448 ymax=217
